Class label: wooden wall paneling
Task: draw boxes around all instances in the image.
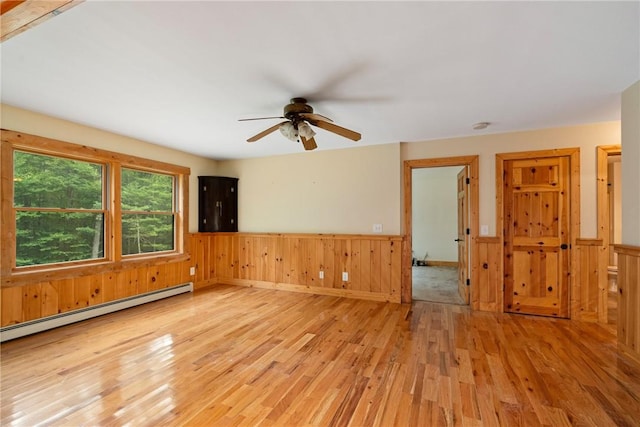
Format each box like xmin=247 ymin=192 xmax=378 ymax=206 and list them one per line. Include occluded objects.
xmin=73 ymin=275 xmax=92 ymax=310
xmin=262 ymin=236 xmax=276 ymax=283
xmin=274 ymin=235 xmax=284 ymax=284
xmin=1 ymin=286 xmax=23 ymax=325
xmin=296 ymin=237 xmax=308 ymax=287
xmin=380 ymin=240 xmax=392 ymax=296
xmin=192 ymin=234 xmax=208 ymax=285
xmin=167 ymin=262 xmax=180 ymax=289
xmin=370 ymin=239 xmax=382 ymax=294
xmin=54 ymin=278 xmax=75 ymax=314
xmin=350 ymin=239 xmax=361 ymax=291
xmin=390 ymin=239 xmax=401 ymax=299
xmin=332 ymin=238 xmax=343 ymax=288
xmin=189 ymin=233 xmax=402 ymax=303
xmin=321 ymin=238 xmax=334 ymax=289
xmin=575 ymin=239 xmax=603 ymax=322
xmin=214 ymin=234 xmax=235 ymax=280
xmin=306 ymin=237 xmax=317 ymax=287
xmin=151 ymin=264 xmax=166 ymax=291
xmin=281 ymin=237 xmax=293 ymax=284
xmin=88 ymin=273 xmax=103 ymax=306
xmin=247 ymin=235 xmax=257 ymax=280
xmin=101 ymin=272 xmax=117 ymax=303
xmin=474 ymin=237 xmax=501 ymax=312
xmin=314 ymin=238 xmax=324 ymax=287
xmin=1 ymin=260 xmax=192 ymax=328
xmin=22 ymin=283 xmax=42 ymax=321
xmin=360 ymin=239 xmax=372 ymax=293
xmin=616 ymin=245 xmax=640 ymax=363
xmin=343 ymin=239 xmax=352 ymax=289
xmin=41 ymin=281 xmax=59 ymax=318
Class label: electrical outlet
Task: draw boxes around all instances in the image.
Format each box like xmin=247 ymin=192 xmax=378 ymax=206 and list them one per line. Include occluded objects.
xmin=480 ymin=225 xmax=489 ymax=236
xmin=342 ymin=272 xmax=349 ymax=281
xmin=319 ymin=271 xmax=324 ymax=279
xmin=189 ymin=266 xmax=196 ymax=275
xmin=373 ymin=223 xmax=383 ymax=233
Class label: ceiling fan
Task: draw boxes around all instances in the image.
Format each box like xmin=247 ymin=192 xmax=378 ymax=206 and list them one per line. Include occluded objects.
xmin=239 ymin=98 xmax=361 ymax=151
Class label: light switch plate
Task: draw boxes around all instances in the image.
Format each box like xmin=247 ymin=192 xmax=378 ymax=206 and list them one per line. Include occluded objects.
xmin=480 ymin=225 xmax=489 ymax=236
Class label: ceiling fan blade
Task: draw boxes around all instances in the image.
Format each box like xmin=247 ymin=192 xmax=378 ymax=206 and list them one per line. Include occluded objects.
xmin=239 ymin=116 xmax=285 ymax=121
xmin=300 ymin=135 xmax=318 ymax=151
xmin=247 ymin=121 xmax=288 ymax=142
xmin=299 ymin=113 xmax=333 ymax=122
xmin=308 ymin=120 xmax=361 ymax=141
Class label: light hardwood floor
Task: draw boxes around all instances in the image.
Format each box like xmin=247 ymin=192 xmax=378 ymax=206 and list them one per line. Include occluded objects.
xmin=1 ymin=285 xmax=639 ymax=426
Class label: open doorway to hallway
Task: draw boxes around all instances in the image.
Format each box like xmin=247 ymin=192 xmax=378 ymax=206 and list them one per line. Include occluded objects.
xmin=411 ymin=166 xmax=466 ymax=305
xmin=607 ymin=153 xmax=622 ymax=329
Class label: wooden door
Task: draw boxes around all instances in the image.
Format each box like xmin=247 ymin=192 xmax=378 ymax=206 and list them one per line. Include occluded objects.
xmin=457 ymin=167 xmax=469 ymax=304
xmin=504 ymin=156 xmax=570 ymax=317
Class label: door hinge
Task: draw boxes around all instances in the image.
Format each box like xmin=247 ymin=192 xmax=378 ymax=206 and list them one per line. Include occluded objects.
xmin=466 ymin=228 xmax=470 ymax=235
xmin=466 ymin=177 xmax=470 ymax=184
xmin=466 ymin=278 xmax=470 ymax=286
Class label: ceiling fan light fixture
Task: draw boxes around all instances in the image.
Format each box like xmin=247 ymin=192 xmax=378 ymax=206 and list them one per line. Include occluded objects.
xmin=279 ymin=122 xmax=298 ymax=142
xmin=298 ymin=121 xmax=316 ymax=139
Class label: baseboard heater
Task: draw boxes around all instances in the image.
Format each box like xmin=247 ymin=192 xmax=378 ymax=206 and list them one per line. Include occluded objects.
xmin=0 ymin=282 xmax=193 ymax=342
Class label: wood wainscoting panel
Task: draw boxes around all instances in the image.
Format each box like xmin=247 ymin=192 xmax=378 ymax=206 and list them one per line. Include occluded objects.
xmin=616 ymin=244 xmax=640 ymax=364
xmin=195 ymin=233 xmax=402 ymax=303
xmin=474 ymin=237 xmax=501 ymax=312
xmin=0 ymin=259 xmax=192 ymax=327
xmin=574 ymin=239 xmax=606 ymax=322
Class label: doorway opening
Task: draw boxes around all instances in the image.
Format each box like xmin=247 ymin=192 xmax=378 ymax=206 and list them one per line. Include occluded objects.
xmin=411 ymin=166 xmax=466 ymax=304
xmin=597 ymin=145 xmax=622 ymax=329
xmin=402 ymin=156 xmax=479 ymax=305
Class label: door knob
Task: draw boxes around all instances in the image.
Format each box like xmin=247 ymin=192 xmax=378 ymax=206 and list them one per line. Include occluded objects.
xmin=454 ymin=238 xmax=463 ymax=242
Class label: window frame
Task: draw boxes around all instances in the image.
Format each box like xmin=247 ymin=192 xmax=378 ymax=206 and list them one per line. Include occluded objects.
xmin=120 ymin=166 xmax=178 ymax=258
xmin=12 ymin=149 xmax=109 ymax=269
xmin=1 ymin=129 xmax=190 ymax=285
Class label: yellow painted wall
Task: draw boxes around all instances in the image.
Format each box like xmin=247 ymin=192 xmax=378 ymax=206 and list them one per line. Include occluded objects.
xmin=401 ymin=122 xmax=621 ymax=237
xmin=217 ymin=143 xmax=402 ymax=235
xmin=1 ymin=104 xmax=218 ymax=233
xmin=2 ymin=105 xmax=625 ymax=239
xmin=621 ymin=81 xmax=640 ymax=246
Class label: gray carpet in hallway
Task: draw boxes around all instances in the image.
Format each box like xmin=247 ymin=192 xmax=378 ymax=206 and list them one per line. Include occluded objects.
xmin=412 ymin=266 xmax=465 ymax=305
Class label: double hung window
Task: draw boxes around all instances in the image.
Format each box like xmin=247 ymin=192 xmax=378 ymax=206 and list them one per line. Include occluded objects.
xmin=1 ymin=130 xmax=189 ymax=276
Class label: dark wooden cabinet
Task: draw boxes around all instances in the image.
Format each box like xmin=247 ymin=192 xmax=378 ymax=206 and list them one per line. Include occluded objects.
xmin=198 ymin=176 xmax=238 ymax=232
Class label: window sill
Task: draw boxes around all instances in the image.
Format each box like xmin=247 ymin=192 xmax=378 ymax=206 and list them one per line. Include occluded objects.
xmin=2 ymin=253 xmax=191 ymax=287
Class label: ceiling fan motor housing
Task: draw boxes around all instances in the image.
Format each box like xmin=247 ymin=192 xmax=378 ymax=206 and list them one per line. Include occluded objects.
xmin=284 ymin=98 xmax=313 ymax=120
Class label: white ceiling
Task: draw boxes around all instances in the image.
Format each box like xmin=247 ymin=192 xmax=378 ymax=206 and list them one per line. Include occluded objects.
xmin=1 ymin=1 xmax=638 ymax=160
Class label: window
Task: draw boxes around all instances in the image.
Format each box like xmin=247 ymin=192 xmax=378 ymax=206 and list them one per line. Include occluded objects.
xmin=121 ymin=168 xmax=175 ymax=256
xmin=13 ymin=151 xmax=105 ymax=267
xmin=1 ymin=130 xmax=189 ymax=276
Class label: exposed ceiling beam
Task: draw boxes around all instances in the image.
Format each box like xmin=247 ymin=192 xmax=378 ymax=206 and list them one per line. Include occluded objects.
xmin=1 ymin=0 xmax=82 ymax=42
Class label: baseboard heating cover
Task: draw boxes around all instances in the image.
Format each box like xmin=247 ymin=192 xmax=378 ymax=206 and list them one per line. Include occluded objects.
xmin=0 ymin=282 xmax=193 ymax=342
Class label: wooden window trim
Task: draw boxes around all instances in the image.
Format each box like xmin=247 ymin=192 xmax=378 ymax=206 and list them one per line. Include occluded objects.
xmin=1 ymin=129 xmax=190 ymax=287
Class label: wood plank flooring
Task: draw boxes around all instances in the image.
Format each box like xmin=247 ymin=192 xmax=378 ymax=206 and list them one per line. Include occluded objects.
xmin=1 ymin=284 xmax=639 ymax=426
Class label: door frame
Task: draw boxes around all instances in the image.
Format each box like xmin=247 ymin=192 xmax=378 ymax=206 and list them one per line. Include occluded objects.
xmin=596 ymin=145 xmax=621 ymax=323
xmin=496 ymin=148 xmax=580 ymax=317
xmin=402 ymin=155 xmax=479 ymax=304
